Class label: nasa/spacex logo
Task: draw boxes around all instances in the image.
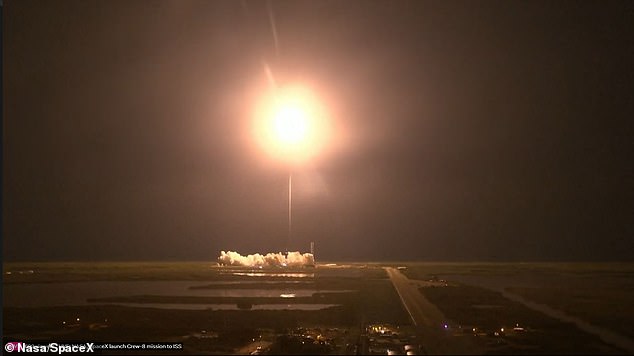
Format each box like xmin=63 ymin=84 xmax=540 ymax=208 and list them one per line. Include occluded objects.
xmin=5 ymin=342 xmax=23 ymax=352
xmin=4 ymin=342 xmax=95 ymax=353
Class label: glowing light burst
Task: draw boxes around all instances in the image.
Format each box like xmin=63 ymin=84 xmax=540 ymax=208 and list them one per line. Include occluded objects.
xmin=274 ymin=105 xmax=308 ymax=144
xmin=252 ymin=84 xmax=330 ymax=164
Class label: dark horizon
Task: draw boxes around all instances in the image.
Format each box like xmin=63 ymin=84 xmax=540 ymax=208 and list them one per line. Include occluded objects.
xmin=5 ymin=258 xmax=634 ymax=264
xmin=3 ymin=1 xmax=633 ymax=262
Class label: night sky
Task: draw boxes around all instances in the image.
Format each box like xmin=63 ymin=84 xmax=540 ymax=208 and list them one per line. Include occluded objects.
xmin=3 ymin=1 xmax=633 ymax=261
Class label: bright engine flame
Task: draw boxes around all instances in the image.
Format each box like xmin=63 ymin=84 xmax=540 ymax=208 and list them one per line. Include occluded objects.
xmin=274 ymin=105 xmax=308 ymax=144
xmin=253 ymin=84 xmax=329 ymax=164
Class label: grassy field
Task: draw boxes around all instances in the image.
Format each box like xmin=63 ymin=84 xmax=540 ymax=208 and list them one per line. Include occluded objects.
xmin=402 ymin=262 xmax=634 ymax=354
xmin=506 ymin=285 xmax=634 ymax=340
xmin=3 ymin=261 xmax=387 ymax=283
xmin=400 ymin=262 xmax=634 ymax=280
xmin=420 ymin=284 xmax=623 ymax=354
xmin=4 ymin=262 xmax=267 ymax=283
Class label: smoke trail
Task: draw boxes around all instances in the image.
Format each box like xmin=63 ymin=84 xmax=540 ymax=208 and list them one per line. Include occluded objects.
xmin=263 ymin=62 xmax=276 ymax=88
xmin=218 ymin=251 xmax=315 ymax=267
xmin=266 ymin=0 xmax=280 ymax=57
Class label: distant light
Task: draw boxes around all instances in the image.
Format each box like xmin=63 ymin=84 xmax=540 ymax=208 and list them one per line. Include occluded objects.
xmin=500 ymin=328 xmax=504 ymax=332
xmin=444 ymin=324 xmax=448 ymax=329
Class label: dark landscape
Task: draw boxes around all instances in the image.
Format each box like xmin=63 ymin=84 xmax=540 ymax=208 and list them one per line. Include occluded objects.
xmin=4 ymin=262 xmax=633 ymax=354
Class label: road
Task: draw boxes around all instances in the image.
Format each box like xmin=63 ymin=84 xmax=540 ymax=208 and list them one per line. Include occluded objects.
xmin=234 ymin=340 xmax=272 ymax=355
xmin=385 ymin=267 xmax=446 ymax=328
xmin=385 ymin=267 xmax=483 ymax=355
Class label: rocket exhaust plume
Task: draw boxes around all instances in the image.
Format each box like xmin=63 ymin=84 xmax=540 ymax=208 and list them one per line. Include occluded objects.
xmin=218 ymin=251 xmax=315 ymax=267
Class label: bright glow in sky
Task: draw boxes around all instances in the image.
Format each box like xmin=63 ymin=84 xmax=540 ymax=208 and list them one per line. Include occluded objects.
xmin=273 ymin=104 xmax=308 ymax=144
xmin=252 ymin=84 xmax=330 ymax=164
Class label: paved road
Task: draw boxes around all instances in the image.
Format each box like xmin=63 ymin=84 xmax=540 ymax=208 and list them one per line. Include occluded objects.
xmin=235 ymin=340 xmax=272 ymax=355
xmin=385 ymin=267 xmax=446 ymax=328
xmin=385 ymin=267 xmax=482 ymax=355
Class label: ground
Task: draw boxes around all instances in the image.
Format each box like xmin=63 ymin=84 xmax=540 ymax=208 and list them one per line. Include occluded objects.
xmin=3 ymin=262 xmax=633 ymax=354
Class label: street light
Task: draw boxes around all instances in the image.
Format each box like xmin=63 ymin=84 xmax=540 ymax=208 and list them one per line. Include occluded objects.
xmin=252 ymin=83 xmax=330 ymax=252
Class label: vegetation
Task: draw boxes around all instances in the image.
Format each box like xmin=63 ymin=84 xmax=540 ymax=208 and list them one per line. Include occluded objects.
xmin=506 ymin=286 xmax=634 ymax=340
xmin=3 ymin=262 xmax=408 ymax=355
xmin=421 ymin=284 xmax=625 ymax=354
xmin=4 ymin=262 xmax=632 ymax=354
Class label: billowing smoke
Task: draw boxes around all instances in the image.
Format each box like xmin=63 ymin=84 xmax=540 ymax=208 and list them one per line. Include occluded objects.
xmin=218 ymin=251 xmax=315 ymax=267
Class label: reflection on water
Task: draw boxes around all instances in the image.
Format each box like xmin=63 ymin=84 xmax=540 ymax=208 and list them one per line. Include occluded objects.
xmin=192 ymin=280 xmax=313 ymax=285
xmin=4 ymin=281 xmax=351 ymax=308
xmin=110 ymin=303 xmax=339 ymax=311
xmin=230 ymin=272 xmax=314 ymax=278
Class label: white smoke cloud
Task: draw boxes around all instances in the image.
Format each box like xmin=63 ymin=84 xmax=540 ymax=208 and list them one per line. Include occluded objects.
xmin=218 ymin=251 xmax=315 ymax=267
